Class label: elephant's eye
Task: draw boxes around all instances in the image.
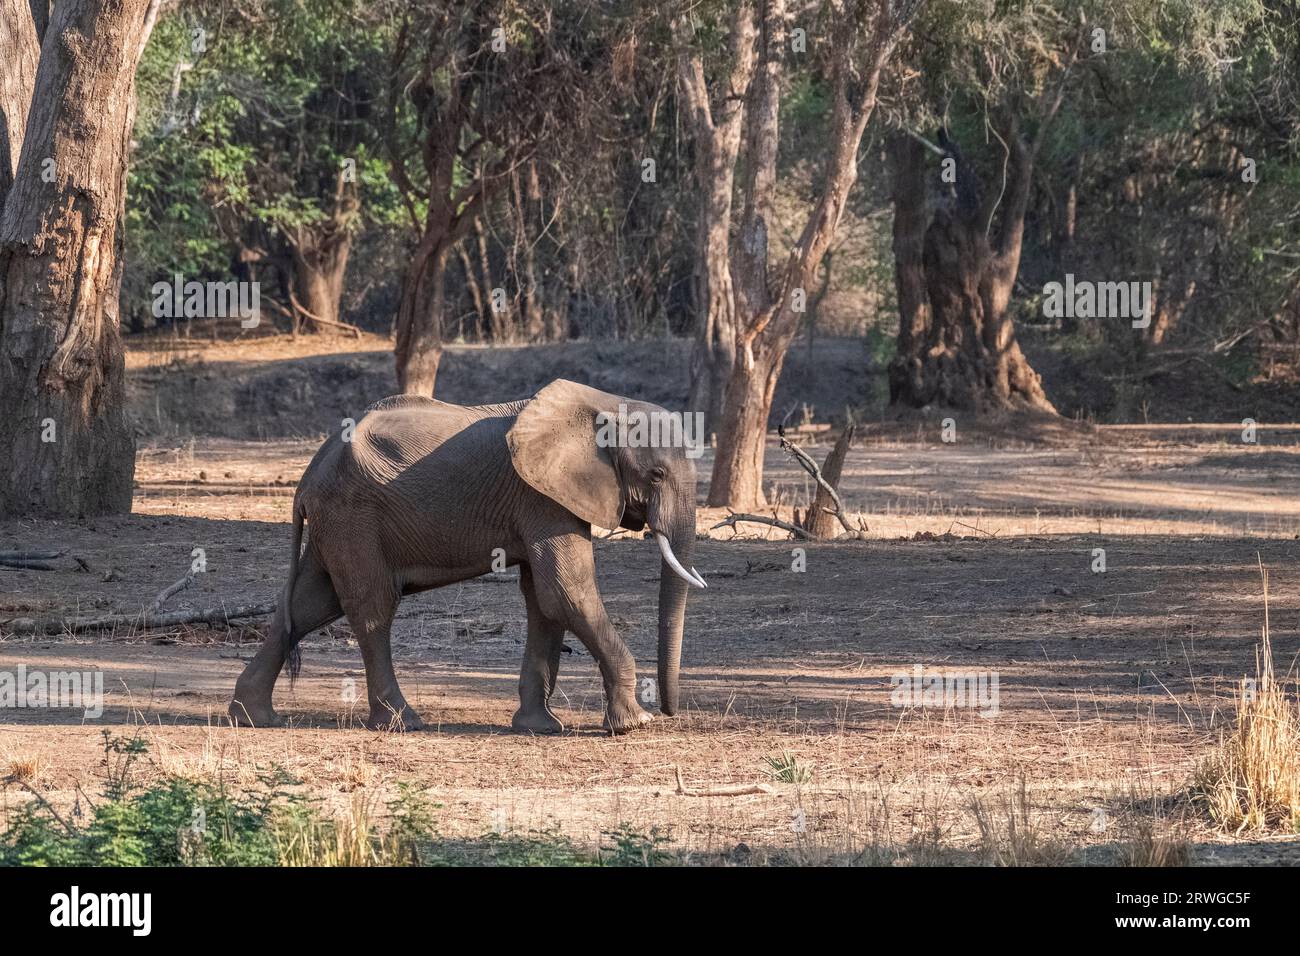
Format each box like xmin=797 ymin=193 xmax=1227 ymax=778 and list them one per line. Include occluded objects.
xmin=650 ymin=466 xmax=666 ymax=484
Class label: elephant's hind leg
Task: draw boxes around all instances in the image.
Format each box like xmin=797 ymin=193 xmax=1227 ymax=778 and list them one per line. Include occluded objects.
xmin=512 ymin=564 xmax=566 ymax=734
xmin=229 ymin=551 xmax=343 ymax=727
xmin=336 ymin=584 xmax=423 ymax=732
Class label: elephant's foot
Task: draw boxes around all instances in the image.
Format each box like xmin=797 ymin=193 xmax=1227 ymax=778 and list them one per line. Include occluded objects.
xmin=603 ymin=700 xmax=655 ymax=735
xmin=227 ymin=695 xmax=284 ymax=728
xmin=364 ymin=702 xmax=424 ymax=732
xmin=512 ymin=705 xmax=564 ymax=735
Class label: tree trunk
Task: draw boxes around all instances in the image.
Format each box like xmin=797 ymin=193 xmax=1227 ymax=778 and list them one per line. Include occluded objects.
xmin=804 ymin=248 xmax=832 ymax=364
xmin=0 ymin=0 xmax=40 ymax=197
xmin=394 ymin=231 xmax=448 ymax=396
xmin=707 ymin=0 xmax=785 ymax=509
xmin=395 ymin=122 xmax=460 ymax=396
xmin=0 ymin=0 xmax=158 ymax=518
xmin=473 ymin=218 xmax=507 ymax=342
xmin=889 ymin=121 xmax=1055 ymax=413
xmin=708 ymin=0 xmax=907 ymax=509
xmin=286 ymin=172 xmax=357 ymax=331
xmin=677 ymin=3 xmax=755 ymax=440
xmin=706 ymin=341 xmax=787 ymax=508
xmin=290 ymin=229 xmax=352 ymax=329
xmin=686 ymin=201 xmax=739 ymax=439
xmin=510 ymin=165 xmax=544 ymax=340
xmin=887 ymin=134 xmax=931 ymax=403
xmin=457 ymin=241 xmax=486 ymax=337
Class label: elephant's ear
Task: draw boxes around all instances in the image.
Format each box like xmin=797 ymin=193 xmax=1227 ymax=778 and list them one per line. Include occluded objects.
xmin=507 ymin=380 xmax=625 ymax=530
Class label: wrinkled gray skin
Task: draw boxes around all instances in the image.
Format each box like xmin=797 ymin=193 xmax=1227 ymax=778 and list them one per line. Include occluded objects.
xmin=228 ymin=380 xmax=701 ymax=734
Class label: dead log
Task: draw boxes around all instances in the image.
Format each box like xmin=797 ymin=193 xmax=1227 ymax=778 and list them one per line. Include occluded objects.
xmin=11 ymin=602 xmax=276 ymax=635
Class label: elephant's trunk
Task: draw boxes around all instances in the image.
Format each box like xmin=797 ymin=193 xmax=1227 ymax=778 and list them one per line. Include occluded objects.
xmin=656 ymin=513 xmax=695 ymax=716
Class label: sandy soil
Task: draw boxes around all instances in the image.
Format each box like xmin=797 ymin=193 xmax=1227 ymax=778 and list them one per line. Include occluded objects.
xmin=4 ymin=424 xmax=1300 ymax=863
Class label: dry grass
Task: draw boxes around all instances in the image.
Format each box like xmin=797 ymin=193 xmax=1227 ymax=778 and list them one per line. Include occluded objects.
xmin=970 ymin=777 xmax=1070 ymax=866
xmin=275 ymin=791 xmax=383 ymax=866
xmin=1116 ymin=816 xmax=1192 ymax=866
xmin=1192 ymin=564 xmax=1300 ymax=834
xmin=4 ymin=755 xmax=42 ymax=785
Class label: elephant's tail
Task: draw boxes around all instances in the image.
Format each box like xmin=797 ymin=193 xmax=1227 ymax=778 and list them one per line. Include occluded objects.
xmin=282 ymin=496 xmax=306 ymax=684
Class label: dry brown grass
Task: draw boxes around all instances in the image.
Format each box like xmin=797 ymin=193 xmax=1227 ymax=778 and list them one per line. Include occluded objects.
xmin=1116 ymin=816 xmax=1192 ymax=866
xmin=275 ymin=791 xmax=383 ymax=866
xmin=1192 ymin=564 xmax=1300 ymax=834
xmin=4 ymin=755 xmax=42 ymax=785
xmin=970 ymin=777 xmax=1070 ymax=866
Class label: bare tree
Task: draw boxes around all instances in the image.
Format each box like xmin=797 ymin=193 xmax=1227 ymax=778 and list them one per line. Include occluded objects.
xmin=675 ymin=2 xmax=757 ymax=437
xmin=701 ymin=0 xmax=922 ymax=508
xmin=0 ymin=0 xmax=160 ymax=517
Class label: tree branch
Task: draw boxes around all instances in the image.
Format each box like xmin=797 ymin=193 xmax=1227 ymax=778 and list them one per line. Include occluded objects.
xmin=711 ymin=509 xmax=814 ymax=540
xmin=779 ymin=425 xmax=866 ymax=538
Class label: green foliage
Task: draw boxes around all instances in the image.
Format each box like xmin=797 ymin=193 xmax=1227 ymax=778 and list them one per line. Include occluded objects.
xmin=864 ymin=323 xmax=896 ymax=369
xmin=0 ymin=735 xmax=673 ymax=867
xmin=384 ymin=783 xmax=441 ymax=865
xmin=781 ymin=74 xmax=833 ymax=163
xmin=601 ymin=823 xmax=674 ymax=866
xmin=124 ymin=0 xmax=403 ymax=326
xmin=109 ymin=0 xmax=1300 ymax=402
xmin=1 ymin=735 xmax=278 ymax=867
xmin=765 ymin=752 xmax=813 ymax=784
xmin=426 ymin=829 xmax=601 ymax=867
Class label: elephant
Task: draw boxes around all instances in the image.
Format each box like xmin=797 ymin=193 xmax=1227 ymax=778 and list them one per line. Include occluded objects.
xmin=227 ymin=379 xmax=706 ymax=734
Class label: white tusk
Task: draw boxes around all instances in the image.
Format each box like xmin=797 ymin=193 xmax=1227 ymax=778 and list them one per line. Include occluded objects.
xmin=655 ymin=533 xmax=705 ymax=589
xmin=690 ymin=567 xmax=708 ymax=588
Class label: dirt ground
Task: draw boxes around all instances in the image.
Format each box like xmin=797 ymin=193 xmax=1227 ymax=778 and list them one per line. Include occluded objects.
xmin=5 ymin=412 xmax=1300 ymax=863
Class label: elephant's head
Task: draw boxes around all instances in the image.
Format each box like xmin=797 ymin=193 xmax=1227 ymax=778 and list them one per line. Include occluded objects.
xmin=506 ymin=379 xmax=705 ymax=716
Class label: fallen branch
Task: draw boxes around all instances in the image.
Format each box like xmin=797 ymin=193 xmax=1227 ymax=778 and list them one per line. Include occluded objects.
xmin=145 ymin=570 xmax=197 ymax=615
xmin=12 ymin=602 xmax=276 ymax=635
xmin=674 ymin=767 xmax=774 ymax=797
xmin=951 ymin=520 xmax=997 ymax=538
xmin=711 ymin=510 xmax=813 ymax=540
xmin=779 ymin=425 xmax=866 ymax=539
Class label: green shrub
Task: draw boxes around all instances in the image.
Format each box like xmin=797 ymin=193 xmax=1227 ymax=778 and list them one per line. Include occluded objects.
xmin=1 ymin=735 xmax=672 ymax=867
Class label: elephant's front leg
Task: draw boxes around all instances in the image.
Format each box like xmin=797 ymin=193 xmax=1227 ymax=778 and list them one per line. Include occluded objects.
xmin=512 ymin=564 xmax=566 ymax=734
xmin=529 ymin=537 xmax=652 ymax=735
